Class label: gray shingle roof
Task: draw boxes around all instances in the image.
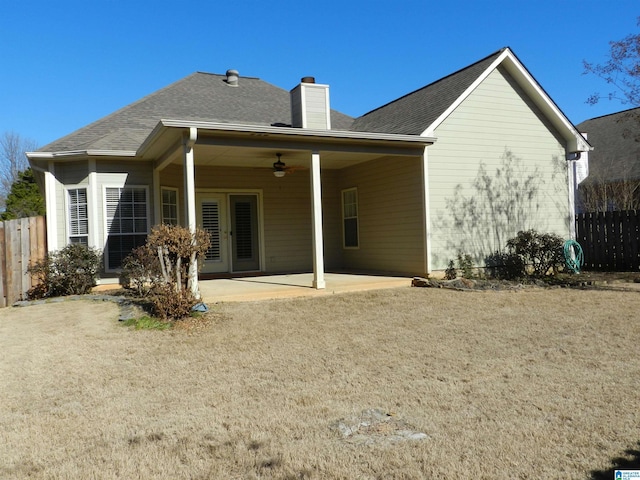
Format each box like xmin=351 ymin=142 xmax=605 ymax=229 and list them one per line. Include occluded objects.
xmin=577 ymin=107 xmax=640 ymax=183
xmin=351 ymin=49 xmax=505 ymax=135
xmin=40 ymin=72 xmax=355 ymax=153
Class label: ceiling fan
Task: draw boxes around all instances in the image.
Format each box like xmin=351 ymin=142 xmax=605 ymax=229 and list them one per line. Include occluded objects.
xmin=272 ymin=153 xmax=306 ymax=177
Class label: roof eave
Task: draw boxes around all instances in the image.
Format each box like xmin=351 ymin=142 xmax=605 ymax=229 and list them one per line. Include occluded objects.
xmin=26 ymin=149 xmax=137 ymax=160
xmin=137 ymin=119 xmax=436 ymax=158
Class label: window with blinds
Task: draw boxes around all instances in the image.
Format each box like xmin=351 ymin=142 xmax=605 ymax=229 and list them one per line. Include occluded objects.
xmin=105 ymin=187 xmax=148 ymax=270
xmin=68 ymin=188 xmax=88 ymax=245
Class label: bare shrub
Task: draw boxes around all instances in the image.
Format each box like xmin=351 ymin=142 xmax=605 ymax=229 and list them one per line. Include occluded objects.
xmin=120 ymin=245 xmax=161 ymax=297
xmin=121 ymin=224 xmax=210 ymax=320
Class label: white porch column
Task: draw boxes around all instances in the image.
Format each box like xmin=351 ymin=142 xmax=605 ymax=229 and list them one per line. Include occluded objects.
xmin=88 ymin=159 xmax=99 ymax=249
xmin=310 ymin=150 xmax=325 ymax=289
xmin=421 ymin=148 xmax=432 ymax=275
xmin=183 ymin=127 xmax=199 ymax=298
xmin=183 ymin=127 xmax=198 ymax=232
xmin=44 ymin=161 xmax=58 ymax=252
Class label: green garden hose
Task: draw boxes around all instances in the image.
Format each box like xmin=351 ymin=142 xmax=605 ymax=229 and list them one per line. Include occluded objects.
xmin=564 ymin=240 xmax=584 ymax=274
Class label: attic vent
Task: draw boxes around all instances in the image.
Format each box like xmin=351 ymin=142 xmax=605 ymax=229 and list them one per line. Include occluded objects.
xmin=225 ymin=69 xmax=239 ymax=87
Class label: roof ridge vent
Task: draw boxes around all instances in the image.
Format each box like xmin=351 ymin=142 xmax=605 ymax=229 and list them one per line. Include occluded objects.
xmin=225 ymin=69 xmax=239 ymax=87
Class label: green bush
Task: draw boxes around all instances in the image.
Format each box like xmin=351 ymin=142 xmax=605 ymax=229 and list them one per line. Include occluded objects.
xmin=484 ymin=251 xmax=525 ymax=280
xmin=506 ymin=230 xmax=564 ymax=277
xmin=28 ymin=244 xmax=101 ymax=298
xmin=457 ymin=252 xmax=475 ymax=279
xmin=444 ymin=260 xmax=457 ymax=280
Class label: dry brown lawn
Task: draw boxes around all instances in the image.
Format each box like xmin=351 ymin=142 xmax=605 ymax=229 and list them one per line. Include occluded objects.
xmin=1 ymin=287 xmax=639 ymax=479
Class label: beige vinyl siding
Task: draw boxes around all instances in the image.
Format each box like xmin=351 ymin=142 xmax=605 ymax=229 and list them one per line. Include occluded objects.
xmin=302 ymin=86 xmax=329 ymax=129
xmin=54 ymin=161 xmax=89 ymax=248
xmin=290 ymin=83 xmax=330 ymax=129
xmin=317 ymin=170 xmax=342 ymax=270
xmin=427 ymin=66 xmax=570 ymax=270
xmin=338 ymin=156 xmax=425 ymax=275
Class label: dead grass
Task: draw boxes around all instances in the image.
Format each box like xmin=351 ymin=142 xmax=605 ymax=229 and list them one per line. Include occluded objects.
xmin=1 ymin=287 xmax=639 ymax=479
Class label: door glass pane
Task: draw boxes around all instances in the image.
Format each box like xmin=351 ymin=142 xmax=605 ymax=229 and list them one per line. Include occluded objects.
xmin=234 ymin=201 xmax=253 ymax=260
xmin=201 ymin=201 xmax=221 ymax=261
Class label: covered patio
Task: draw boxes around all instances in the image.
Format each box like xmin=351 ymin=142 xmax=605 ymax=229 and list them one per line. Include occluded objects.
xmin=139 ymin=121 xmax=434 ymax=294
xmin=197 ymin=273 xmax=412 ymax=303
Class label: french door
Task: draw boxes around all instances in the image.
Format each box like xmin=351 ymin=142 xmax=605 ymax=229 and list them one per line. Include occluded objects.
xmin=197 ymin=193 xmax=260 ymax=273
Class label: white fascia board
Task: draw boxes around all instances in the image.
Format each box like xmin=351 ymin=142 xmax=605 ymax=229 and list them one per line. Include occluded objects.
xmin=157 ymin=119 xmax=436 ymax=145
xmin=26 ymin=149 xmax=137 ymax=159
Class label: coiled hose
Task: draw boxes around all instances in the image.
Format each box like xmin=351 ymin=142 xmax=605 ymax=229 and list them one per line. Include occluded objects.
xmin=564 ymin=240 xmax=584 ymax=274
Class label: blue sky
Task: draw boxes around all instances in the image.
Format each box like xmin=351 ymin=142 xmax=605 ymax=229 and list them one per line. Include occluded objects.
xmin=1 ymin=0 xmax=637 ymax=148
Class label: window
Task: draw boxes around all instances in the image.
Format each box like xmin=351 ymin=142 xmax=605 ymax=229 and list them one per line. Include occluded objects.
xmin=161 ymin=188 xmax=178 ymax=225
xmin=68 ymin=188 xmax=88 ymax=245
xmin=105 ymin=187 xmax=148 ymax=270
xmin=342 ymin=187 xmax=359 ymax=248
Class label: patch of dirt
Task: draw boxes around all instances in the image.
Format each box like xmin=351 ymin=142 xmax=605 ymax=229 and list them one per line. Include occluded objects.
xmin=332 ymin=409 xmax=429 ymax=446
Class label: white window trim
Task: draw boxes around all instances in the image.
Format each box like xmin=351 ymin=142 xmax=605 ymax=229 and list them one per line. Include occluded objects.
xmin=160 ymin=186 xmax=180 ymax=225
xmin=102 ymin=184 xmax=150 ymax=272
xmin=341 ymin=187 xmax=359 ymax=249
xmin=64 ymin=185 xmax=89 ymax=246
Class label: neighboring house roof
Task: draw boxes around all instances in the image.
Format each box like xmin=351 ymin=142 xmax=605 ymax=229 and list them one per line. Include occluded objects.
xmin=351 ymin=49 xmax=504 ymax=135
xmin=577 ymin=107 xmax=640 ymax=184
xmin=39 ymin=72 xmax=355 ymax=153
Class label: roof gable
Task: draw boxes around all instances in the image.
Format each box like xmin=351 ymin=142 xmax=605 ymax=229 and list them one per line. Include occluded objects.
xmin=39 ymin=72 xmax=354 ymax=153
xmin=352 ymin=47 xmax=590 ymax=153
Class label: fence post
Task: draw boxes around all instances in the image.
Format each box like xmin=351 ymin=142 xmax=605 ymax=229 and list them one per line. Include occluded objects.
xmin=0 ymin=222 xmax=5 ymax=308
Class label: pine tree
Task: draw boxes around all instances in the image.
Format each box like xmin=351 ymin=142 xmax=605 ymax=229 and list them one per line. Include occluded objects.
xmin=1 ymin=168 xmax=45 ymax=220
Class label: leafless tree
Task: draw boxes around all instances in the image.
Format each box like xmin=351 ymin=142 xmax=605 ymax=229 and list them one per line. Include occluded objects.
xmin=578 ymin=156 xmax=640 ymax=212
xmin=584 ymin=17 xmax=640 ymax=108
xmin=0 ymin=131 xmax=38 ymax=209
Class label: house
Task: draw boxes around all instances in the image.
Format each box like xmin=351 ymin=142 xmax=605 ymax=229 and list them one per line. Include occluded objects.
xmin=27 ymin=48 xmax=590 ymax=291
xmin=576 ymin=107 xmax=640 ymax=212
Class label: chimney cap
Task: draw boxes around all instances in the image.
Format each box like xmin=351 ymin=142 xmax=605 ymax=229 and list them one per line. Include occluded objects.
xmin=225 ymin=69 xmax=239 ymax=87
xmin=301 ymin=76 xmax=316 ymax=84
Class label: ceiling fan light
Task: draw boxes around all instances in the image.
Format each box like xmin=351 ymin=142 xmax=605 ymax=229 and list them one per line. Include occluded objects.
xmin=273 ymin=153 xmax=286 ymax=178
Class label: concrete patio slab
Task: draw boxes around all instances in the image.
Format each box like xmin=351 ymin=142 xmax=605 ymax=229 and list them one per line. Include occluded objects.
xmin=198 ymin=273 xmax=412 ymax=303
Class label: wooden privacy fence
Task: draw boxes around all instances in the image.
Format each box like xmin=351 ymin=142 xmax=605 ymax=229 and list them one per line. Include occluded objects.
xmin=575 ymin=210 xmax=640 ymax=271
xmin=0 ymin=216 xmax=47 ymax=307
